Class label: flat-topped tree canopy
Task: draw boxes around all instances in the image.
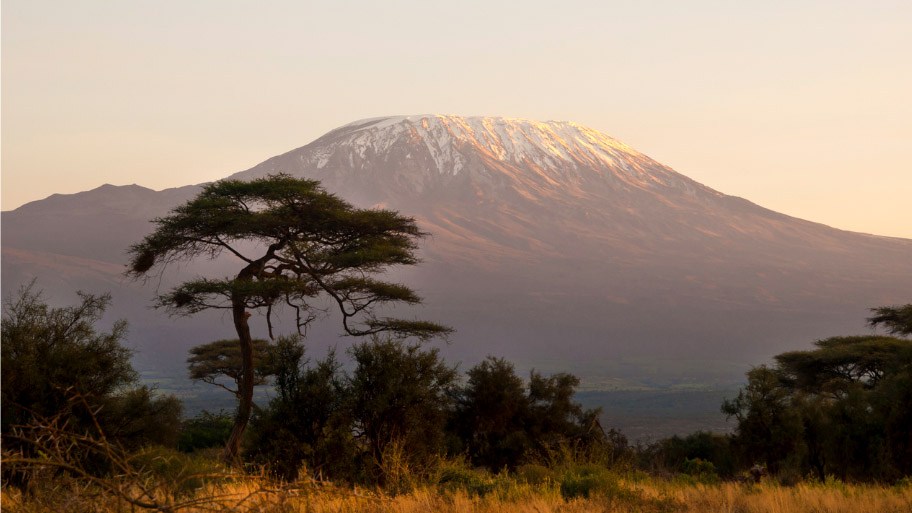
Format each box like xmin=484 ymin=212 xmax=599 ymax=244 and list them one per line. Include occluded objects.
xmin=127 ymin=173 xmax=451 ymax=461
xmin=127 ymin=173 xmax=449 ymax=340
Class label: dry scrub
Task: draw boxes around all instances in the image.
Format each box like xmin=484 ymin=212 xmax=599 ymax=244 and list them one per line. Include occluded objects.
xmin=4 ymin=473 xmax=911 ymax=513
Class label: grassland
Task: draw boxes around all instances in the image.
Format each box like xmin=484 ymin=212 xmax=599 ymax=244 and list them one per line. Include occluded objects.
xmin=5 ymin=460 xmax=911 ymax=513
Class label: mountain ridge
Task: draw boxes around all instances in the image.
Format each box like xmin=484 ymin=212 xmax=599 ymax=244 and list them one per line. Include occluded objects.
xmin=2 ymin=115 xmax=911 ymax=374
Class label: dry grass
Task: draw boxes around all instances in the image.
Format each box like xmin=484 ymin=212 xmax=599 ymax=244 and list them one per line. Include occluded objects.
xmin=631 ymin=479 xmax=912 ymax=513
xmin=5 ymin=474 xmax=911 ymax=513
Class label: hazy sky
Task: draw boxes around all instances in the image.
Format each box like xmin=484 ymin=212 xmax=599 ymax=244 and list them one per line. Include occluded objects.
xmin=3 ymin=1 xmax=910 ymax=238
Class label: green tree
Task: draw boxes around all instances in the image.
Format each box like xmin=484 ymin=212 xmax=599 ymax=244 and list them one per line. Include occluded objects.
xmin=868 ymin=304 xmax=912 ymax=337
xmin=178 ymin=410 xmax=234 ymax=453
xmin=527 ymin=370 xmax=600 ymax=447
xmin=246 ymin=338 xmax=354 ymax=480
xmin=187 ymin=338 xmax=274 ymax=405
xmin=724 ymin=333 xmax=912 ymax=481
xmin=453 ymin=358 xmax=603 ymax=470
xmin=775 ymin=336 xmax=912 ymax=395
xmin=453 ymin=357 xmax=530 ymax=469
xmin=1 ymin=283 xmax=181 ymax=454
xmin=721 ymin=366 xmax=803 ymax=475
xmin=348 ymin=336 xmax=458 ymax=478
xmin=127 ymin=174 xmax=451 ymax=460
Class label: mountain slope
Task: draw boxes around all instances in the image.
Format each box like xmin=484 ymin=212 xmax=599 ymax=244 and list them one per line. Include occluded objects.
xmin=3 ymin=115 xmax=910 ymax=374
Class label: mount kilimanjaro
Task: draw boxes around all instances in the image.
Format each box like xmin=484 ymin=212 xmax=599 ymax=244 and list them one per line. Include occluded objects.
xmin=3 ymin=115 xmax=911 ymax=381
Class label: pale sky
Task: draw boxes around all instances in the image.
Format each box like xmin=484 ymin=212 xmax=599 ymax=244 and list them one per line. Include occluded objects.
xmin=3 ymin=1 xmax=911 ymax=238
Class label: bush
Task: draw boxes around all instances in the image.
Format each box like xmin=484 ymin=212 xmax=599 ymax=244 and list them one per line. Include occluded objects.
xmin=452 ymin=357 xmax=606 ymax=472
xmin=132 ymin=446 xmax=226 ymax=496
xmin=245 ymin=345 xmax=356 ymax=482
xmin=892 ymin=476 xmax=912 ymax=490
xmin=680 ymin=457 xmax=719 ymax=484
xmin=349 ymin=336 xmax=458 ymax=478
xmin=1 ymin=284 xmax=182 ymax=484
xmin=435 ymin=460 xmax=498 ymax=497
xmin=560 ymin=464 xmax=612 ymax=499
xmin=178 ymin=410 xmax=234 ymax=453
xmin=515 ymin=463 xmax=555 ymax=485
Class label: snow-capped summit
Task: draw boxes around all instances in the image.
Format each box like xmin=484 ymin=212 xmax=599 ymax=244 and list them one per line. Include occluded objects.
xmin=325 ymin=115 xmax=643 ymax=177
xmin=230 ymin=115 xmax=713 ymax=205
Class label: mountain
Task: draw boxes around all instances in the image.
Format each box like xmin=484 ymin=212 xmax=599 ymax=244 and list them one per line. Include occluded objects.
xmin=3 ymin=115 xmax=911 ymax=384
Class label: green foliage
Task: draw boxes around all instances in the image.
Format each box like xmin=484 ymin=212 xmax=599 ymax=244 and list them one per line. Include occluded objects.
xmin=452 ymin=357 xmax=606 ymax=471
xmin=128 ymin=174 xmax=452 ymax=459
xmin=246 ymin=343 xmax=355 ymax=481
xmin=558 ymin=464 xmax=629 ymax=500
xmin=246 ymin=333 xmax=619 ymax=489
xmin=435 ymin=462 xmax=499 ymax=497
xmin=1 ymin=284 xmax=181 ymax=453
xmin=348 ymin=336 xmax=458 ymax=479
xmin=515 ymin=464 xmax=555 ymax=485
xmin=97 ymin=386 xmax=183 ymax=450
xmin=2 ymin=284 xmax=133 ymax=430
xmin=893 ymin=476 xmax=912 ymax=490
xmin=643 ymin=432 xmax=735 ymax=477
xmin=868 ymin=304 xmax=912 ymax=337
xmin=131 ymin=446 xmax=226 ymax=496
xmin=528 ymin=370 xmax=602 ymax=448
xmin=680 ymin=458 xmax=719 ymax=484
xmin=724 ymin=325 xmax=912 ymax=481
xmin=187 ymin=338 xmax=274 ymax=398
xmin=775 ymin=336 xmax=912 ymax=394
xmin=452 ymin=357 xmax=530 ymax=469
xmin=178 ymin=410 xmax=235 ymax=453
xmin=722 ymin=365 xmax=804 ymax=475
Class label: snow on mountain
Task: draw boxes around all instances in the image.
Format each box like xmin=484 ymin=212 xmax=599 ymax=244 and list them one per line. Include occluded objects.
xmin=3 ymin=115 xmax=912 ymax=373
xmin=326 ymin=115 xmax=655 ymax=180
xmin=230 ymin=115 xmax=715 ymax=203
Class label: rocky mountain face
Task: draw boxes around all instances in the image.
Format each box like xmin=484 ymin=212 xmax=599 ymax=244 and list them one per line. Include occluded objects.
xmin=3 ymin=115 xmax=911 ymax=378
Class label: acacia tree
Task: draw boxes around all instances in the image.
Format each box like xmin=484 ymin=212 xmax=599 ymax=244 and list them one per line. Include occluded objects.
xmin=868 ymin=304 xmax=912 ymax=337
xmin=128 ymin=174 xmax=451 ymax=460
xmin=187 ymin=338 xmax=274 ymax=405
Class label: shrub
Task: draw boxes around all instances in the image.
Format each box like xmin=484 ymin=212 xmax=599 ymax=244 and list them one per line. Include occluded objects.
xmin=178 ymin=410 xmax=234 ymax=453
xmin=435 ymin=459 xmax=498 ymax=497
xmin=132 ymin=446 xmax=226 ymax=496
xmin=515 ymin=463 xmax=555 ymax=485
xmin=681 ymin=457 xmax=719 ymax=484
xmin=559 ymin=464 xmax=612 ymax=499
xmin=245 ymin=348 xmax=357 ymax=482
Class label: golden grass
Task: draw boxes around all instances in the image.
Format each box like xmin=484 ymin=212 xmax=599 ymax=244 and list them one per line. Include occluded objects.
xmin=5 ymin=475 xmax=911 ymax=513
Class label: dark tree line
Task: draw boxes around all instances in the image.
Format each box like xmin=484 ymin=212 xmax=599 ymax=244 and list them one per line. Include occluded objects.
xmin=721 ymin=305 xmax=912 ymax=482
xmin=244 ymin=338 xmax=606 ymax=482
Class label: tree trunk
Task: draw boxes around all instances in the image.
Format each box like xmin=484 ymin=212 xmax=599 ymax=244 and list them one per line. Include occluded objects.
xmin=223 ymin=288 xmax=256 ymax=462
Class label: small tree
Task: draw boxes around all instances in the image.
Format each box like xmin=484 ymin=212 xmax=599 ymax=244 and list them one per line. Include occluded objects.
xmin=187 ymin=338 xmax=274 ymax=404
xmin=453 ymin=357 xmax=603 ymax=470
xmin=246 ymin=338 xmax=354 ymax=481
xmin=128 ymin=174 xmax=450 ymax=460
xmin=1 ymin=283 xmax=182 ymax=458
xmin=348 ymin=336 xmax=457 ymax=482
xmin=453 ymin=357 xmax=530 ymax=469
xmin=721 ymin=366 xmax=802 ymax=476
